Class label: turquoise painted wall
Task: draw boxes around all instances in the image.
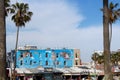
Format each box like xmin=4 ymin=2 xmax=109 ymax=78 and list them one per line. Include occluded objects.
xmin=16 ymin=49 xmax=74 ymax=68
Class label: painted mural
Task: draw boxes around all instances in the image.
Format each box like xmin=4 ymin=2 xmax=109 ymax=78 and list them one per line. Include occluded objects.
xmin=16 ymin=49 xmax=74 ymax=68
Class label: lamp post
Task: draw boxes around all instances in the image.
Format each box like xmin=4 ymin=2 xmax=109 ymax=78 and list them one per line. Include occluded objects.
xmin=94 ymin=53 xmax=97 ymax=80
xmin=10 ymin=51 xmax=13 ymax=80
xmin=12 ymin=50 xmax=16 ymax=80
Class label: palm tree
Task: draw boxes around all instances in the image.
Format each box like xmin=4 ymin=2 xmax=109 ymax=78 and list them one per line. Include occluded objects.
xmin=5 ymin=0 xmax=11 ymax=16
xmin=111 ymin=53 xmax=116 ymax=66
xmin=10 ymin=2 xmax=33 ymax=79
xmin=92 ymin=52 xmax=99 ymax=63
xmin=110 ymin=52 xmax=120 ymax=66
xmin=114 ymin=52 xmax=120 ymax=66
xmin=92 ymin=52 xmax=104 ymax=69
xmin=97 ymin=55 xmax=104 ymax=64
xmin=11 ymin=2 xmax=33 ymax=51
xmin=0 ymin=0 xmax=7 ymax=80
xmin=101 ymin=1 xmax=120 ymax=80
xmin=108 ymin=2 xmax=120 ymax=69
xmin=109 ymin=2 xmax=120 ymax=47
xmin=116 ymin=52 xmax=120 ymax=64
xmin=103 ymin=0 xmax=113 ymax=80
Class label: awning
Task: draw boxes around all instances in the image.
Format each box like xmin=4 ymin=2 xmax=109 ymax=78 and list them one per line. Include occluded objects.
xmin=54 ymin=68 xmax=80 ymax=75
xmin=15 ymin=67 xmax=44 ymax=74
xmin=7 ymin=67 xmax=104 ymax=76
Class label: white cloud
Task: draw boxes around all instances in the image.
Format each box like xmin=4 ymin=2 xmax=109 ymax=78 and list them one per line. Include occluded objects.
xmin=7 ymin=0 xmax=84 ymax=49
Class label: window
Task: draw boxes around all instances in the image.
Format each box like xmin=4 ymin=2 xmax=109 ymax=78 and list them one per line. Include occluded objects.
xmin=46 ymin=52 xmax=48 ymax=58
xmin=56 ymin=53 xmax=59 ymax=58
xmin=20 ymin=53 xmax=23 ymax=58
xmin=64 ymin=61 xmax=66 ymax=65
xmin=33 ymin=61 xmax=36 ymax=64
xmin=25 ymin=60 xmax=27 ymax=63
xmin=30 ymin=60 xmax=32 ymax=65
xmin=46 ymin=61 xmax=48 ymax=65
xmin=75 ymin=61 xmax=78 ymax=65
xmin=75 ymin=53 xmax=78 ymax=58
xmin=20 ymin=60 xmax=23 ymax=65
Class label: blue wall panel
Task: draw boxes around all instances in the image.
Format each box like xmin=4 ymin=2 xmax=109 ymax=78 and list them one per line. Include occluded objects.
xmin=16 ymin=49 xmax=74 ymax=68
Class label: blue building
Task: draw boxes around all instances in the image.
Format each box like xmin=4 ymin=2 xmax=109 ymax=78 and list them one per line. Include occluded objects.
xmin=7 ymin=46 xmax=81 ymax=80
xmin=16 ymin=47 xmax=75 ymax=68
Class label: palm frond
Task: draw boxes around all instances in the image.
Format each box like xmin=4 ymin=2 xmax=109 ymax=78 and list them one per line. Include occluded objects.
xmin=10 ymin=8 xmax=15 ymax=13
xmin=114 ymin=3 xmax=119 ymax=8
xmin=24 ymin=3 xmax=29 ymax=10
xmin=110 ymin=2 xmax=114 ymax=9
xmin=16 ymin=2 xmax=20 ymax=9
xmin=5 ymin=0 xmax=11 ymax=16
xmin=109 ymin=2 xmax=120 ymax=24
xmin=11 ymin=2 xmax=33 ymax=27
xmin=27 ymin=12 xmax=33 ymax=16
xmin=12 ymin=4 xmax=17 ymax=10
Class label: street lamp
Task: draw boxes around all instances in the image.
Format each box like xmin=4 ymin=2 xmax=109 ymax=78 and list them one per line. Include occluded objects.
xmin=11 ymin=50 xmax=16 ymax=80
xmin=94 ymin=52 xmax=97 ymax=80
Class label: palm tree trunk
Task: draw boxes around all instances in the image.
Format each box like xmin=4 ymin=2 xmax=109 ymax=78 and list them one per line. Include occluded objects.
xmin=15 ymin=27 xmax=19 ymax=52
xmin=14 ymin=26 xmax=19 ymax=69
xmin=0 ymin=0 xmax=7 ymax=80
xmin=103 ymin=0 xmax=113 ymax=80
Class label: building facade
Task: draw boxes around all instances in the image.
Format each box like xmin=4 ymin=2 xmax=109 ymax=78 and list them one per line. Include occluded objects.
xmin=16 ymin=47 xmax=81 ymax=68
xmin=7 ymin=47 xmax=105 ymax=80
xmin=7 ymin=46 xmax=82 ymax=80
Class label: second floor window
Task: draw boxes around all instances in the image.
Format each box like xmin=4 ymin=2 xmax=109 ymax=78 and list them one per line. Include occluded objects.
xmin=46 ymin=61 xmax=48 ymax=65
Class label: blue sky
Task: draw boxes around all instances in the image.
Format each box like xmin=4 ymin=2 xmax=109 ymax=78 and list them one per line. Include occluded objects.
xmin=6 ymin=0 xmax=120 ymax=62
